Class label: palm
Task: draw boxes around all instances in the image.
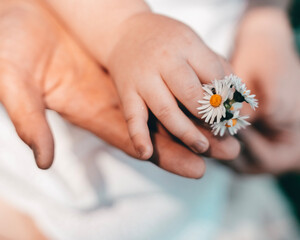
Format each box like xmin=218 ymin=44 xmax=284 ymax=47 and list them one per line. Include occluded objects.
xmin=0 ymin=0 xmax=136 ymax=167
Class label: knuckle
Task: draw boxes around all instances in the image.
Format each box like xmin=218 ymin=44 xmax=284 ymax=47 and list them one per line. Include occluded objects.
xmin=156 ymin=105 xmax=173 ymax=120
xmin=129 ymin=131 xmax=141 ymax=142
xmin=183 ymin=84 xmax=199 ymax=102
xmin=125 ymin=113 xmax=137 ymax=126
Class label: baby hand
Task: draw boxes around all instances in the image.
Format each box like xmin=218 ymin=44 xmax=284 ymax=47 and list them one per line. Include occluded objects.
xmin=107 ymin=13 xmax=233 ymax=159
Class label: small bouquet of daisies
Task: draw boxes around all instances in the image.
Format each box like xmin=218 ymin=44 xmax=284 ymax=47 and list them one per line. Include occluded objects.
xmin=197 ymin=74 xmax=258 ymax=136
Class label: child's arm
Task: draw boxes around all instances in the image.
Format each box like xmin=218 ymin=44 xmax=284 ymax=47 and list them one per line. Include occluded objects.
xmin=43 ymin=0 xmax=150 ymax=65
xmin=44 ymin=0 xmax=233 ymax=159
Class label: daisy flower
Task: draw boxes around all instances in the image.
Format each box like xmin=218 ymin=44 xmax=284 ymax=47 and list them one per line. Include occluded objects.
xmin=197 ymin=80 xmax=231 ymax=124
xmin=212 ymin=111 xmax=251 ymax=136
xmin=229 ymin=102 xmax=242 ymax=112
xmin=228 ymin=74 xmax=258 ymax=110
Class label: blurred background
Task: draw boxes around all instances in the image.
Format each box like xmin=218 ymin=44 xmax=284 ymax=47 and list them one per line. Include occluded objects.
xmin=278 ymin=0 xmax=300 ymax=227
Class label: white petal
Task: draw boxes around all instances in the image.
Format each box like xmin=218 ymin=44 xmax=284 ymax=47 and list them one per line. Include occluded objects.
xmin=214 ymin=126 xmax=221 ymax=136
xmin=216 ymin=108 xmax=222 ymax=123
xmin=210 ymin=109 xmax=218 ymax=124
xmin=220 ymin=127 xmax=226 ymax=137
xmin=228 ymin=127 xmax=234 ymax=135
xmin=205 ymin=110 xmax=213 ymax=123
xmin=201 ymin=110 xmax=211 ymax=119
xmin=203 ymin=95 xmax=211 ymax=100
xmin=198 ymin=107 xmax=212 ymax=115
xmin=202 ymin=87 xmax=213 ymax=95
xmin=197 ymin=104 xmax=211 ymax=110
xmin=215 ymin=81 xmax=219 ymax=94
xmin=198 ymin=100 xmax=209 ymax=104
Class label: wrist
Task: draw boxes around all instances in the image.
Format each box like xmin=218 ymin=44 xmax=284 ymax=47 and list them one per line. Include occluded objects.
xmin=102 ymin=9 xmax=152 ymax=67
xmin=42 ymin=0 xmax=151 ymax=67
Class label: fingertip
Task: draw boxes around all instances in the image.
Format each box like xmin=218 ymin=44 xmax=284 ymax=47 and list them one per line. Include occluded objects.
xmin=134 ymin=141 xmax=153 ymax=160
xmin=219 ymin=136 xmax=241 ymax=160
xmin=30 ymin=139 xmax=55 ymax=170
xmin=34 ymin=151 xmax=53 ymax=170
xmin=191 ymin=139 xmax=209 ymax=154
xmin=128 ymin=123 xmax=153 ymax=160
xmin=190 ymin=159 xmax=206 ymax=179
xmin=35 ymin=154 xmax=54 ymax=170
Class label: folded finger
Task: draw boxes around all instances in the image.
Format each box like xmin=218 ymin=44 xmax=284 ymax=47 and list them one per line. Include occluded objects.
xmin=141 ymin=77 xmax=209 ymax=153
xmin=120 ymin=92 xmax=153 ymax=159
xmin=150 ymin=132 xmax=206 ymax=179
xmin=161 ymin=60 xmax=204 ymax=117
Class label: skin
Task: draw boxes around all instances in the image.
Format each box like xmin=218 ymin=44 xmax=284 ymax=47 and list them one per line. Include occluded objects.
xmin=43 ymin=0 xmax=300 ymax=174
xmin=0 ymin=198 xmax=48 ymax=240
xmin=0 ymin=2 xmax=240 ymax=237
xmin=0 ymin=0 xmax=240 ymax=177
xmin=43 ymin=0 xmax=234 ymax=159
xmin=235 ymin=125 xmax=300 ymax=174
xmin=231 ymin=6 xmax=300 ymax=174
xmin=0 ymin=0 xmax=298 ymax=238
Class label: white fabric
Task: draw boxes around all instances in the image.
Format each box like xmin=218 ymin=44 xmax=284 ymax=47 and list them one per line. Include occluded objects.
xmin=0 ymin=1 xmax=299 ymax=239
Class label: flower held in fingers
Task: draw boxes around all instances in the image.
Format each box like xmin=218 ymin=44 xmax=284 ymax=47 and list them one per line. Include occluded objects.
xmin=197 ymin=80 xmax=231 ymax=124
xmin=212 ymin=111 xmax=251 ymax=136
xmin=198 ymin=74 xmax=257 ymax=136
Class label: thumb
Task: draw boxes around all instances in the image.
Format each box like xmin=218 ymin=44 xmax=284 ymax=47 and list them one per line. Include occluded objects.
xmin=0 ymin=67 xmax=54 ymax=169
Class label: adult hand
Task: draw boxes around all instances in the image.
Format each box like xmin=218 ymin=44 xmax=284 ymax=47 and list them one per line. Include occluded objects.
xmin=231 ymin=7 xmax=300 ymax=126
xmin=0 ymin=0 xmax=240 ymax=178
xmin=230 ymin=7 xmax=300 ymax=174
xmin=232 ymin=124 xmax=300 ymax=174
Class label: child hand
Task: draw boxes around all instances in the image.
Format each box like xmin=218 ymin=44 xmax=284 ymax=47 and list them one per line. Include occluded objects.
xmin=107 ymin=12 xmax=233 ymax=158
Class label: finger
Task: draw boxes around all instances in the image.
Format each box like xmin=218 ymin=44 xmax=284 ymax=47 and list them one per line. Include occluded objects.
xmin=157 ymin=118 xmax=240 ymax=161
xmin=150 ymin=132 xmax=206 ymax=179
xmin=237 ymin=127 xmax=290 ymax=174
xmin=121 ymin=92 xmax=153 ymax=159
xmin=161 ymin=60 xmax=204 ymax=117
xmin=0 ymin=68 xmax=54 ymax=169
xmin=48 ymin=70 xmax=139 ymax=159
xmin=141 ymin=77 xmax=209 ymax=153
xmin=189 ymin=49 xmax=233 ymax=83
xmin=238 ymin=127 xmax=274 ymax=173
xmin=198 ymin=124 xmax=241 ymax=160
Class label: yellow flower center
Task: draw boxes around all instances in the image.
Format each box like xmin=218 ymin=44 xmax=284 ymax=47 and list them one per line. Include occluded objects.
xmin=210 ymin=94 xmax=222 ymax=107
xmin=225 ymin=119 xmax=237 ymax=128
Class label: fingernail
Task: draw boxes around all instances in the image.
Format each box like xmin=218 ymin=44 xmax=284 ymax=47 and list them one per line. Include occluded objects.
xmin=191 ymin=141 xmax=208 ymax=154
